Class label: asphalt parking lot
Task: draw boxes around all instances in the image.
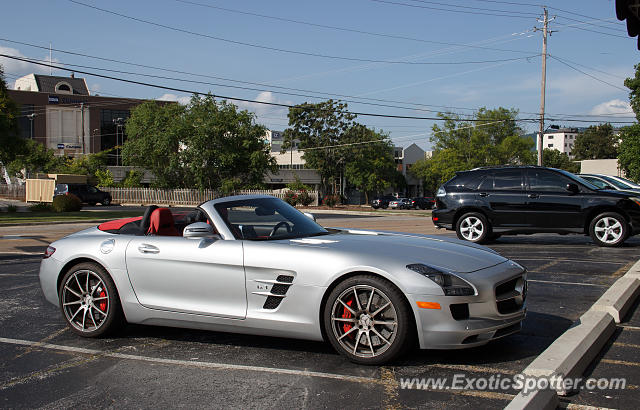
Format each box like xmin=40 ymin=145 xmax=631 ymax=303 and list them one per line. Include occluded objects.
xmin=1 ymin=213 xmax=638 ymax=409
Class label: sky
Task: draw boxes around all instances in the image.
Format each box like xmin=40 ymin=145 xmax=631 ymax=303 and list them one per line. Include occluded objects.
xmin=1 ymin=0 xmax=638 ymax=151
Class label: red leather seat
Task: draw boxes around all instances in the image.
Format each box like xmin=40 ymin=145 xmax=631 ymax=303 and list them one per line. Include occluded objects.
xmin=147 ymin=208 xmax=180 ymax=236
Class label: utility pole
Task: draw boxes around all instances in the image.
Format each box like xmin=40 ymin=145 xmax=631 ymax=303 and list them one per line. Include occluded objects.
xmin=535 ymin=8 xmax=554 ymax=166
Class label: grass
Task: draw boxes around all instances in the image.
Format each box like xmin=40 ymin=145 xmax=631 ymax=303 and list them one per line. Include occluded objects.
xmin=0 ymin=210 xmax=143 ymax=224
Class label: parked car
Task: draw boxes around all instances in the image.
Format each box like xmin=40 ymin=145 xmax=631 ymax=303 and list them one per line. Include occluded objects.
xmin=54 ymin=183 xmax=112 ymax=206
xmin=40 ymin=195 xmax=526 ymax=364
xmin=579 ymin=174 xmax=640 ymax=194
xmin=410 ymin=197 xmax=436 ymax=210
xmin=432 ymin=166 xmax=640 ymax=247
xmin=371 ymin=195 xmax=397 ymax=209
xmin=389 ymin=198 xmax=411 ymax=209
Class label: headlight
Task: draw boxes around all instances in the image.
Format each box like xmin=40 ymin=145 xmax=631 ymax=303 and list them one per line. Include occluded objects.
xmin=406 ymin=264 xmax=475 ymax=296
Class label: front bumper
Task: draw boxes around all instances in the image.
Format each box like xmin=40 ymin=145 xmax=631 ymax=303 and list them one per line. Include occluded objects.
xmin=408 ymin=262 xmax=527 ymax=349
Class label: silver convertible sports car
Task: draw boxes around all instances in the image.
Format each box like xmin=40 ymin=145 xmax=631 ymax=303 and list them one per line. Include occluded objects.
xmin=40 ymin=195 xmax=527 ymax=364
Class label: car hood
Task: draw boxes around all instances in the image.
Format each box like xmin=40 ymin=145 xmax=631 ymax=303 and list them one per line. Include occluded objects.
xmin=289 ymin=229 xmax=507 ymax=273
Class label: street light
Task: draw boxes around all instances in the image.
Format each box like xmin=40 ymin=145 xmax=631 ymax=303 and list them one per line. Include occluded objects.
xmin=27 ymin=113 xmax=36 ymax=140
xmin=112 ymin=118 xmax=125 ymax=166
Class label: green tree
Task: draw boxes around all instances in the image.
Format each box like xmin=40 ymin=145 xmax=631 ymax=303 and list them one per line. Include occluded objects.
xmin=0 ymin=66 xmax=24 ymax=171
xmin=182 ymin=96 xmax=276 ymax=190
xmin=122 ymin=100 xmax=188 ymax=188
xmin=342 ymin=124 xmax=396 ymax=203
xmin=121 ymin=169 xmax=143 ymax=187
xmin=572 ymin=124 xmax=618 ymax=160
xmin=618 ymin=124 xmax=640 ymax=182
xmin=624 ymin=63 xmax=640 ymax=121
xmin=7 ymin=139 xmax=64 ymax=178
xmin=412 ymin=107 xmax=534 ymax=193
xmin=283 ymin=100 xmax=357 ymax=195
xmin=542 ymin=148 xmax=580 ymax=173
xmin=95 ymin=169 xmax=116 ymax=187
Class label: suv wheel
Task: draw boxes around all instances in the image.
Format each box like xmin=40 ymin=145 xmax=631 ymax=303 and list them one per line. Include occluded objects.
xmin=589 ymin=212 xmax=628 ymax=247
xmin=102 ymin=197 xmax=111 ymax=206
xmin=456 ymin=212 xmax=490 ymax=244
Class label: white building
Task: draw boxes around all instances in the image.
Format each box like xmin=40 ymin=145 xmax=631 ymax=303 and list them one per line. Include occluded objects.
xmin=262 ymin=130 xmax=320 ymax=189
xmin=536 ymin=127 xmax=579 ymax=158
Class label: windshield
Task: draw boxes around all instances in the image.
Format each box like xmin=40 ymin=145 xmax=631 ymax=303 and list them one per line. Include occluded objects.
xmin=611 ymin=176 xmax=640 ymax=188
xmin=555 ymin=169 xmax=600 ymax=190
xmin=214 ymin=197 xmax=328 ymax=241
xmin=599 ymin=175 xmax=634 ymax=189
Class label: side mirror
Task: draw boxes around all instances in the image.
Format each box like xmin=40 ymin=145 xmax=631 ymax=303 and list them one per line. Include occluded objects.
xmin=183 ymin=222 xmax=217 ymax=239
xmin=566 ymin=183 xmax=579 ymax=194
xmin=303 ymin=212 xmax=316 ymax=222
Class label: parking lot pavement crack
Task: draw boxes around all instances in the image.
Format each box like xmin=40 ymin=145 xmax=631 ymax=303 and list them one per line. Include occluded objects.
xmin=380 ymin=367 xmax=400 ymax=410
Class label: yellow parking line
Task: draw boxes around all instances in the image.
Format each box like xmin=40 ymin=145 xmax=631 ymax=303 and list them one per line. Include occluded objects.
xmin=601 ymin=358 xmax=640 ymax=367
xmin=619 ymin=325 xmax=640 ymax=331
xmin=613 ymin=342 xmax=640 ymax=349
xmin=427 ymin=363 xmax=518 ymax=375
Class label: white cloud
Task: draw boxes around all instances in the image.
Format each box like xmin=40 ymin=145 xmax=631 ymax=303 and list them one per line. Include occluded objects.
xmin=589 ymin=99 xmax=634 ymax=116
xmin=157 ymin=93 xmax=191 ymax=105
xmin=0 ymin=46 xmax=62 ymax=82
xmin=235 ymin=91 xmax=292 ymax=126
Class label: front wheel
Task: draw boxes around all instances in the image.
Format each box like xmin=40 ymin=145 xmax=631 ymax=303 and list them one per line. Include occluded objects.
xmin=102 ymin=197 xmax=111 ymax=206
xmin=59 ymin=262 xmax=124 ymax=337
xmin=456 ymin=212 xmax=490 ymax=244
xmin=589 ymin=212 xmax=628 ymax=247
xmin=324 ymin=275 xmax=413 ymax=365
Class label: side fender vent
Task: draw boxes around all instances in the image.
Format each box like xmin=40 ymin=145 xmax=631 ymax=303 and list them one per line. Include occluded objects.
xmin=261 ymin=275 xmax=295 ymax=309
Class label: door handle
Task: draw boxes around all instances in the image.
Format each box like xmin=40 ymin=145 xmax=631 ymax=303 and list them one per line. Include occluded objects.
xmin=528 ymin=193 xmax=539 ymax=199
xmin=138 ymin=244 xmax=160 ymax=254
xmin=479 ymin=192 xmax=489 ymax=197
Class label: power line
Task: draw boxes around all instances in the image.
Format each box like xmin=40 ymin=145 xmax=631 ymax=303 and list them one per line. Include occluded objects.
xmin=549 ymin=55 xmax=628 ymax=92
xmin=0 ymin=37 xmax=535 ymax=115
xmin=368 ymin=0 xmax=537 ymax=18
xmin=67 ymin=0 xmax=533 ymax=66
xmin=174 ymin=0 xmax=536 ymax=54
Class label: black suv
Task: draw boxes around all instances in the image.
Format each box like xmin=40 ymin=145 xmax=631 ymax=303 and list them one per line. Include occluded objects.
xmin=371 ymin=195 xmax=397 ymax=209
xmin=54 ymin=184 xmax=112 ymax=206
xmin=432 ymin=166 xmax=640 ymax=247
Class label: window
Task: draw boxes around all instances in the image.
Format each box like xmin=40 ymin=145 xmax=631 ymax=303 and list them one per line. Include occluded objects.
xmin=493 ymin=169 xmax=523 ymax=190
xmin=548 ymin=143 xmax=553 ymax=147
xmin=528 ymin=170 xmax=570 ymax=192
xmin=547 ymin=135 xmax=554 ymax=139
xmin=448 ymin=172 xmax=487 ymax=190
xmin=55 ymin=82 xmax=73 ymax=94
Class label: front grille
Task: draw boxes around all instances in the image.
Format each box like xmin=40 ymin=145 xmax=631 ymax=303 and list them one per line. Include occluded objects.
xmin=495 ymin=275 xmax=526 ymax=315
xmin=262 ymin=275 xmax=294 ymax=309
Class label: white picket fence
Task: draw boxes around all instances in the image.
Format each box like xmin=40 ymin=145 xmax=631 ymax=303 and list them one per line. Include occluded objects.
xmin=101 ymin=188 xmax=318 ymax=206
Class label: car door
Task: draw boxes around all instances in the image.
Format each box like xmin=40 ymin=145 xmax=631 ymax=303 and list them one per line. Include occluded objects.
xmin=125 ymin=235 xmax=247 ymax=318
xmin=86 ymin=185 xmax=100 ymax=203
xmin=481 ymin=169 xmax=527 ymax=227
xmin=525 ymin=169 xmax=584 ymax=229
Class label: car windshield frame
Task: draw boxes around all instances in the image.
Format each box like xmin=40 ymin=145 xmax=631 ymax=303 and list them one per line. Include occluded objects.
xmin=213 ymin=197 xmax=328 ymax=241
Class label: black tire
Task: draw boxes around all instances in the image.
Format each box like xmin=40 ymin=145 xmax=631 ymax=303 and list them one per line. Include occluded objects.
xmin=58 ymin=262 xmax=125 ymax=337
xmin=382 ymin=204 xmax=388 ymax=209
xmin=323 ymin=275 xmax=414 ymax=365
xmin=455 ymin=212 xmax=491 ymax=244
xmin=589 ymin=212 xmax=628 ymax=247
xmin=102 ymin=197 xmax=112 ymax=206
xmin=372 ymin=205 xmax=379 ymax=209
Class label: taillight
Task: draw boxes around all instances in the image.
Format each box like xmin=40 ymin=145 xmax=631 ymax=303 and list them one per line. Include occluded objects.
xmin=43 ymin=246 xmax=56 ymax=259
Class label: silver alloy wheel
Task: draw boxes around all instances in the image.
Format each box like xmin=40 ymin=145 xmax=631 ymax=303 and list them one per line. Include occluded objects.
xmin=330 ymin=285 xmax=398 ymax=358
xmin=61 ymin=269 xmax=110 ymax=332
xmin=594 ymin=216 xmax=623 ymax=244
xmin=459 ymin=216 xmax=484 ymax=241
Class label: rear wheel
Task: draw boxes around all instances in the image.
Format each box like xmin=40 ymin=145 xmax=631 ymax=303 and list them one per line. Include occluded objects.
xmin=589 ymin=212 xmax=628 ymax=247
xmin=456 ymin=212 xmax=490 ymax=244
xmin=324 ymin=275 xmax=413 ymax=365
xmin=59 ymin=262 xmax=124 ymax=337
xmin=102 ymin=197 xmax=111 ymax=206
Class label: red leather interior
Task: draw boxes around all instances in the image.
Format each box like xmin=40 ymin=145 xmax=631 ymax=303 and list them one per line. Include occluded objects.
xmin=147 ymin=208 xmax=180 ymax=236
xmin=98 ymin=216 xmax=142 ymax=231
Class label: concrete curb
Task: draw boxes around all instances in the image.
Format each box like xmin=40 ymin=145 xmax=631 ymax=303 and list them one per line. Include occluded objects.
xmin=506 ymin=258 xmax=640 ymax=409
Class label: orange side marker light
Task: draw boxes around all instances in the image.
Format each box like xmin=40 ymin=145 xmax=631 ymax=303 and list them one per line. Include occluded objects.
xmin=417 ymin=301 xmax=441 ymax=309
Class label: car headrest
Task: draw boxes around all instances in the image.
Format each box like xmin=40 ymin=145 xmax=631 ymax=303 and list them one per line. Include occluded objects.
xmin=139 ymin=205 xmax=159 ymax=235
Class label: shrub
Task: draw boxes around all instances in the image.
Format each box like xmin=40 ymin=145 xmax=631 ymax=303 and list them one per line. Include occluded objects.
xmin=29 ymin=203 xmax=53 ymax=212
xmin=323 ymin=194 xmax=340 ymax=207
xmin=297 ymin=190 xmax=314 ymax=206
xmin=284 ymin=190 xmax=298 ymax=206
xmin=6 ymin=204 xmax=18 ymax=213
xmin=95 ymin=169 xmax=116 ymax=187
xmin=52 ymin=194 xmax=82 ymax=212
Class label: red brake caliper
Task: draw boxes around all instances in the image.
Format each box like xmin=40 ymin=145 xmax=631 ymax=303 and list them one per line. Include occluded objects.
xmin=342 ymin=298 xmax=354 ymax=334
xmin=99 ymin=290 xmax=107 ymax=312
